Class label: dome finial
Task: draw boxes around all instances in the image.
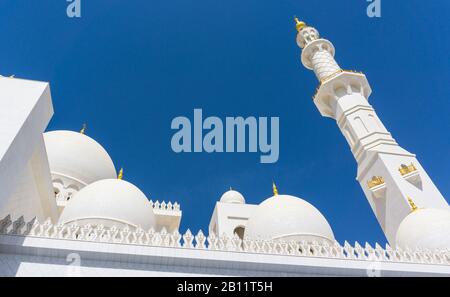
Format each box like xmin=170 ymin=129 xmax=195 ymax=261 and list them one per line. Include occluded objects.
xmin=118 ymin=168 xmax=124 ymax=180
xmin=407 ymin=196 xmax=418 ymax=212
xmin=294 ymin=16 xmax=306 ymax=32
xmin=272 ymin=181 xmax=279 ymax=196
xmin=80 ymin=123 xmax=87 ymax=135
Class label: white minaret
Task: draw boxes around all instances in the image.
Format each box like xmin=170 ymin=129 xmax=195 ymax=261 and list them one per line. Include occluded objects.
xmin=294 ymin=18 xmax=449 ymax=245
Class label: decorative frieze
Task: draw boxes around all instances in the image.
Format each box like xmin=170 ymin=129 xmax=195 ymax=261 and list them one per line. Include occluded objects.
xmin=367 ymin=176 xmax=385 ymax=189
xmin=399 ymin=163 xmax=417 ymax=176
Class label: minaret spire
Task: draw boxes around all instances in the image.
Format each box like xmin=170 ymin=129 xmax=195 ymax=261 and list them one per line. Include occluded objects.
xmin=293 ymin=18 xmax=449 ymax=245
xmin=293 ymin=19 xmax=342 ymax=82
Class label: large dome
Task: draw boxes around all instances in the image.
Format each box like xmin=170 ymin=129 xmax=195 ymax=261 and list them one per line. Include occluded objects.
xmin=244 ymin=195 xmax=334 ymax=244
xmin=395 ymin=208 xmax=450 ymax=251
xmin=220 ymin=190 xmax=245 ymax=204
xmin=44 ymin=130 xmax=116 ymax=186
xmin=58 ymin=179 xmax=156 ymax=230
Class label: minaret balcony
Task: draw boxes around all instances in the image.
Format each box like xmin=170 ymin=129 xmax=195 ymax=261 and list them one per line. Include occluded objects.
xmin=313 ymin=71 xmax=372 ymax=118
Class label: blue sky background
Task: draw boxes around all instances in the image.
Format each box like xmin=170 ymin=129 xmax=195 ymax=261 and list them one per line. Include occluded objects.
xmin=1 ymin=0 xmax=449 ymax=245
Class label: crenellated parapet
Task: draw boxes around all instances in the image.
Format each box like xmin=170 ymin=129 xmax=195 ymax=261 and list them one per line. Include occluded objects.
xmin=0 ymin=214 xmax=448 ymax=265
xmin=148 ymin=200 xmax=182 ymax=233
xmin=149 ymin=200 xmax=181 ymax=212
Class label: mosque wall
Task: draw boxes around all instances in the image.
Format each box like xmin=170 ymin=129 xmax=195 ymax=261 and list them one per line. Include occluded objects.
xmin=0 ymin=77 xmax=58 ymax=224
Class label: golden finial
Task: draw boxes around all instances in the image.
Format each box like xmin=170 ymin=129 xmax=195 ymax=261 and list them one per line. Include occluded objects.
xmin=294 ymin=16 xmax=306 ymax=32
xmin=407 ymin=196 xmax=418 ymax=212
xmin=80 ymin=123 xmax=87 ymax=135
xmin=272 ymin=181 xmax=279 ymax=196
xmin=118 ymin=168 xmax=124 ymax=180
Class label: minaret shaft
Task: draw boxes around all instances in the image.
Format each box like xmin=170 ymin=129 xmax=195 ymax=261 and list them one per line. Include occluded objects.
xmin=295 ymin=21 xmax=449 ymax=245
xmin=311 ymin=49 xmax=341 ymax=80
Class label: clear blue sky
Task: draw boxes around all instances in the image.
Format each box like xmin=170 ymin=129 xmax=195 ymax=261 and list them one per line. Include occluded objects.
xmin=1 ymin=0 xmax=448 ymax=245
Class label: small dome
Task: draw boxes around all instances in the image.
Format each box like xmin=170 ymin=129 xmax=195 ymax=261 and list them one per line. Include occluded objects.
xmin=44 ymin=130 xmax=116 ymax=186
xmin=395 ymin=208 xmax=450 ymax=251
xmin=244 ymin=195 xmax=334 ymax=244
xmin=220 ymin=190 xmax=245 ymax=204
xmin=59 ymin=179 xmax=155 ymax=230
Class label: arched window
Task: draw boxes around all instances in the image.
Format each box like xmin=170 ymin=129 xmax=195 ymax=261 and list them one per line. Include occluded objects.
xmin=233 ymin=226 xmax=245 ymax=240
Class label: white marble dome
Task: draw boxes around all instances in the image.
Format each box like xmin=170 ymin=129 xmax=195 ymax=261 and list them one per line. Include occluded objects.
xmin=44 ymin=130 xmax=116 ymax=186
xmin=395 ymin=208 xmax=450 ymax=251
xmin=244 ymin=194 xmax=334 ymax=244
xmin=220 ymin=190 xmax=245 ymax=204
xmin=58 ymin=179 xmax=156 ymax=230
